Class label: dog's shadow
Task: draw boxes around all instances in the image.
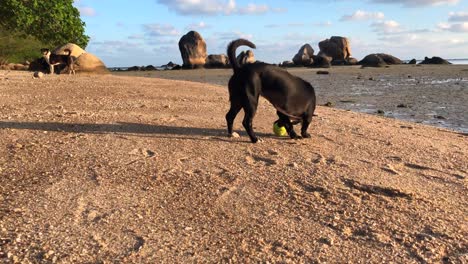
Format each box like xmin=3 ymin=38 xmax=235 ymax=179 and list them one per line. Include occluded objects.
xmin=0 ymin=121 xmax=274 ymax=142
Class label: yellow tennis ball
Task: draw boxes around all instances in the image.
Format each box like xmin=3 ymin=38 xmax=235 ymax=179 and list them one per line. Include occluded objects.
xmin=273 ymin=122 xmax=288 ymax=137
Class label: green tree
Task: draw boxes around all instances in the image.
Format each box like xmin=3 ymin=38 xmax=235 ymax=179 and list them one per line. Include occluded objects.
xmin=0 ymin=0 xmax=89 ymax=48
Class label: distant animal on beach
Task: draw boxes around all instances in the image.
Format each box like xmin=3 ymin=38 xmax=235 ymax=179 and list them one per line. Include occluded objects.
xmin=226 ymin=39 xmax=317 ymax=143
xmin=40 ymin=48 xmax=76 ymax=75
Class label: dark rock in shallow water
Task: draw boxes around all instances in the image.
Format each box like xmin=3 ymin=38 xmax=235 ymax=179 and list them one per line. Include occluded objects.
xmin=318 ymin=36 xmax=352 ymax=62
xmin=205 ymin=54 xmax=229 ymax=68
xmin=280 ymin=61 xmax=295 ymax=67
xmin=331 ymin=59 xmax=346 ymax=66
xmin=408 ymin=59 xmax=417 ymax=64
xmin=346 ymin=57 xmax=359 ymax=65
xmin=144 ymin=65 xmax=156 ymax=71
xmin=312 ymin=55 xmax=331 ymax=68
xmin=127 ymin=66 xmax=141 ymax=71
xmin=359 ymin=53 xmax=403 ymax=67
xmin=237 ymin=50 xmax=256 ymax=65
xmin=178 ymin=31 xmax=207 ymax=68
xmin=292 ymin=44 xmax=314 ymax=66
xmin=419 ymin=56 xmax=451 ymax=65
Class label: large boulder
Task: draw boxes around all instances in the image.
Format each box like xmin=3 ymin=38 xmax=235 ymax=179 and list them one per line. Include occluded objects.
xmin=237 ymin=50 xmax=255 ymax=65
xmin=359 ymin=53 xmax=403 ymax=67
xmin=205 ymin=54 xmax=228 ymax=68
xmin=312 ymin=55 xmax=332 ymax=68
xmin=53 ymin=43 xmax=86 ymax=58
xmin=419 ymin=56 xmax=451 ymax=65
xmin=1 ymin=63 xmax=28 ymax=71
xmin=292 ymin=44 xmax=314 ymax=66
xmin=281 ymin=61 xmax=295 ymax=67
xmin=74 ymin=53 xmax=109 ymax=74
xmin=318 ymin=36 xmax=352 ymax=63
xmin=29 ymin=43 xmax=107 ymax=74
xmin=346 ymin=57 xmax=359 ymax=65
xmin=178 ymin=31 xmax=207 ymax=68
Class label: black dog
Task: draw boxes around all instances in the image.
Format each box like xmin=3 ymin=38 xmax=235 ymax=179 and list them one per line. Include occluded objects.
xmin=226 ymin=39 xmax=316 ymax=143
xmin=40 ymin=48 xmax=75 ymax=74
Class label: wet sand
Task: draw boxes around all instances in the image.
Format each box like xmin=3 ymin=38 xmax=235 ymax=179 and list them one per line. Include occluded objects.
xmin=114 ymin=64 xmax=468 ymax=133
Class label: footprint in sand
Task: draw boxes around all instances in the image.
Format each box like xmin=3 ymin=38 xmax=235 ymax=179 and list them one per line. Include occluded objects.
xmin=245 ymin=154 xmax=278 ymax=166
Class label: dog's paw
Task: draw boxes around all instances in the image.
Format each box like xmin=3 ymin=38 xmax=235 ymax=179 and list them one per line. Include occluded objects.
xmin=251 ymin=137 xmax=263 ymax=143
xmin=229 ymin=132 xmax=240 ymax=138
xmin=289 ymin=133 xmax=301 ymax=140
xmin=301 ymin=132 xmax=312 ymax=138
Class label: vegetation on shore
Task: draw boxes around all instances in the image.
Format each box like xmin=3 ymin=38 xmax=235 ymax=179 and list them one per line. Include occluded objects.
xmin=0 ymin=0 xmax=89 ymax=64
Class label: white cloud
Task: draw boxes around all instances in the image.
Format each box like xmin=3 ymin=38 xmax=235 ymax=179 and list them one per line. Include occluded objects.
xmin=340 ymin=10 xmax=385 ymax=21
xmin=237 ymin=4 xmax=287 ymax=15
xmin=448 ymin=11 xmax=468 ymax=22
xmin=314 ymin=21 xmax=333 ymax=27
xmin=238 ymin=4 xmax=270 ymax=15
xmin=371 ymin=20 xmax=403 ymax=33
xmin=157 ymin=0 xmax=236 ymax=15
xmin=90 ymin=40 xmax=142 ymax=54
xmin=185 ymin=21 xmax=210 ymax=31
xmin=370 ymin=0 xmax=459 ymax=7
xmin=437 ymin=22 xmax=468 ymax=32
xmin=157 ymin=0 xmax=283 ymax=16
xmin=78 ymin=6 xmax=96 ymax=17
xmin=143 ymin=24 xmax=180 ymax=37
xmin=217 ymin=31 xmax=254 ymax=41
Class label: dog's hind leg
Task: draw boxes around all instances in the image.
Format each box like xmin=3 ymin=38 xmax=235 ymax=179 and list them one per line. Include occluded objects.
xmin=277 ymin=111 xmax=300 ymax=139
xmin=226 ymin=99 xmax=242 ymax=137
xmin=242 ymin=98 xmax=260 ymax=143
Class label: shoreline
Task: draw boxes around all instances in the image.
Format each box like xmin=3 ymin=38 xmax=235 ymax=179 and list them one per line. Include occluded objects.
xmin=113 ymin=64 xmax=468 ymax=133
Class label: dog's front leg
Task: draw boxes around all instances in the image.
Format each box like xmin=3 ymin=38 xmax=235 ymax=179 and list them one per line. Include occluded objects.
xmin=50 ymin=64 xmax=54 ymax=74
xmin=277 ymin=112 xmax=301 ymax=139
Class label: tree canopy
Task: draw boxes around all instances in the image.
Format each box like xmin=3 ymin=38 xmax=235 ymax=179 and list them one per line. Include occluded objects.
xmin=0 ymin=0 xmax=89 ymax=48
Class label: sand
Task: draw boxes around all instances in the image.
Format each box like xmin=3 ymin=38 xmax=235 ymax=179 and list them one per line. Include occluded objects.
xmin=0 ymin=69 xmax=467 ymax=263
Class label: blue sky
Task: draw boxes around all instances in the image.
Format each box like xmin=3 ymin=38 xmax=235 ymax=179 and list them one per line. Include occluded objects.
xmin=73 ymin=0 xmax=468 ymax=67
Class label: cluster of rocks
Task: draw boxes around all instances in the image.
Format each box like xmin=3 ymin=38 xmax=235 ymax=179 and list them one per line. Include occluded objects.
xmin=178 ymin=31 xmax=257 ymax=69
xmin=282 ymin=37 xmax=357 ymax=68
xmin=0 ymin=62 xmax=29 ymax=71
xmin=1 ymin=31 xmax=454 ymax=73
xmin=27 ymin=43 xmax=108 ymax=74
xmin=176 ymin=32 xmax=453 ymax=70
xmin=121 ymin=61 xmax=182 ymax=72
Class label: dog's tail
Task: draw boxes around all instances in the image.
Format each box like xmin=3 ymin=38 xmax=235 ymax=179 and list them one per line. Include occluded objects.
xmin=64 ymin=49 xmax=72 ymax=56
xmin=227 ymin=39 xmax=256 ymax=73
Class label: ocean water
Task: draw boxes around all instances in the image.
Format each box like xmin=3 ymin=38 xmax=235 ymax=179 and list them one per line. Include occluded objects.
xmin=405 ymin=59 xmax=468 ymax=65
xmin=448 ymin=59 xmax=468 ymax=65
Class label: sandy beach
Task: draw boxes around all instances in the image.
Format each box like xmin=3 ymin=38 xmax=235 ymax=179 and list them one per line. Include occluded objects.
xmin=0 ymin=70 xmax=467 ymax=263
